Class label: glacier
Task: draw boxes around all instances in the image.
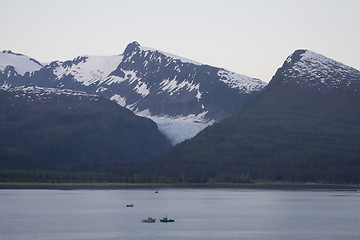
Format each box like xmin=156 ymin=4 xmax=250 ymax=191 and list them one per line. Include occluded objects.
xmin=136 ymin=110 xmax=214 ymax=145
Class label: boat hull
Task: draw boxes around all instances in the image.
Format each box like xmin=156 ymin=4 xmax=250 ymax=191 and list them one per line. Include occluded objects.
xmin=160 ymin=218 xmax=175 ymax=223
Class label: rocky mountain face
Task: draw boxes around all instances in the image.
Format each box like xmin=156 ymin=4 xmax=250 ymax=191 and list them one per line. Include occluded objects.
xmin=0 ymin=86 xmax=171 ymax=169
xmin=0 ymin=42 xmax=267 ymax=144
xmin=156 ymin=50 xmax=360 ymax=183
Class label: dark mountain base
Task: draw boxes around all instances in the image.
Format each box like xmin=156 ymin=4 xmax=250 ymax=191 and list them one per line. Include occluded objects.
xmin=0 ymin=87 xmax=171 ymax=169
xmin=153 ymin=91 xmax=360 ymax=184
xmin=153 ymin=50 xmax=360 ymax=185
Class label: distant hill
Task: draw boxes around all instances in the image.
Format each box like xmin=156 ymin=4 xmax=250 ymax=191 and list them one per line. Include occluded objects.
xmin=157 ymin=50 xmax=360 ymax=184
xmin=0 ymin=86 xmax=171 ymax=170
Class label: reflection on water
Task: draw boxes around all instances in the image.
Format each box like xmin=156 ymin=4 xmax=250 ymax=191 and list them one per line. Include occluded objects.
xmin=0 ymin=189 xmax=359 ymax=240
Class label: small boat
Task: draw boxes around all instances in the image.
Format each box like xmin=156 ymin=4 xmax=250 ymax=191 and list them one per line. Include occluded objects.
xmin=155 ymin=191 xmax=159 ymax=193
xmin=126 ymin=204 xmax=134 ymax=207
xmin=160 ymin=214 xmax=175 ymax=223
xmin=142 ymin=217 xmax=156 ymax=223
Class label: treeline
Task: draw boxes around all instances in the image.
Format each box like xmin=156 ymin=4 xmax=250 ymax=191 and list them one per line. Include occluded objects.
xmin=2 ymin=159 xmax=359 ymax=184
xmin=0 ymin=169 xmax=172 ymax=184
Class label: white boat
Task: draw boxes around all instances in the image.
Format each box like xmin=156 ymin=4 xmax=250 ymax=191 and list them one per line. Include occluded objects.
xmin=142 ymin=217 xmax=156 ymax=223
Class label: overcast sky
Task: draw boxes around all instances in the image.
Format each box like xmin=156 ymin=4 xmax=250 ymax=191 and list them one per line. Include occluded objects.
xmin=1 ymin=0 xmax=359 ymax=82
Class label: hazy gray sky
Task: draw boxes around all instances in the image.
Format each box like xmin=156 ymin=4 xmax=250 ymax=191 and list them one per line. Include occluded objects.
xmin=1 ymin=0 xmax=359 ymax=82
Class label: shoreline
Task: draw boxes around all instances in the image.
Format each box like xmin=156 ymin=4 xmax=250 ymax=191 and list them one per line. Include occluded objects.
xmin=0 ymin=182 xmax=358 ymax=191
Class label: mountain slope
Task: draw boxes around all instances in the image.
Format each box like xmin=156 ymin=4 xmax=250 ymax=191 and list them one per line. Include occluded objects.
xmin=0 ymin=86 xmax=171 ymax=169
xmin=156 ymin=50 xmax=360 ymax=183
xmin=0 ymin=42 xmax=267 ymax=144
xmin=0 ymin=50 xmax=42 ymax=76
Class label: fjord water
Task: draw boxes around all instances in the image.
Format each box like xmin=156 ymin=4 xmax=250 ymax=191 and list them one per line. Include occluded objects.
xmin=0 ymin=189 xmax=359 ymax=240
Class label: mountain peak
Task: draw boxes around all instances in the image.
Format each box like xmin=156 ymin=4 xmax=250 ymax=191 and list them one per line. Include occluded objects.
xmin=130 ymin=41 xmax=141 ymax=47
xmin=275 ymin=49 xmax=360 ymax=91
xmin=284 ymin=49 xmax=307 ymax=65
xmin=285 ymin=49 xmax=345 ymax=67
xmin=2 ymin=50 xmax=20 ymax=55
xmin=0 ymin=50 xmax=42 ymax=75
xmin=123 ymin=41 xmax=141 ymax=55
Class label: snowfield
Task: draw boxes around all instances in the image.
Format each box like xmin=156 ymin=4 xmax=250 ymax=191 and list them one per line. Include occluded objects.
xmin=0 ymin=50 xmax=42 ymax=75
xmin=53 ymin=55 xmax=123 ymax=86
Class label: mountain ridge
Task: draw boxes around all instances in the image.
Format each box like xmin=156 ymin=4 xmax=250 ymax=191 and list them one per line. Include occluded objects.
xmin=1 ymin=42 xmax=267 ymax=144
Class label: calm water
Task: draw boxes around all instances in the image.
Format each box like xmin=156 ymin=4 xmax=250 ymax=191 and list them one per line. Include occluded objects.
xmin=0 ymin=188 xmax=359 ymax=240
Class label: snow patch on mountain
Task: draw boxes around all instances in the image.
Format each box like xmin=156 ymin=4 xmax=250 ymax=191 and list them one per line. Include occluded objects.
xmin=0 ymin=50 xmax=42 ymax=75
xmin=105 ymin=68 xmax=150 ymax=97
xmin=160 ymin=76 xmax=200 ymax=95
xmin=104 ymin=70 xmax=140 ymax=85
xmin=7 ymin=86 xmax=100 ymax=103
xmin=218 ymin=69 xmax=267 ymax=93
xmin=134 ymin=81 xmax=150 ymax=97
xmin=53 ymin=55 xmax=123 ymax=86
xmin=1 ymin=82 xmax=11 ymax=90
xmin=110 ymin=94 xmax=127 ymax=107
xmin=9 ymin=85 xmax=99 ymax=97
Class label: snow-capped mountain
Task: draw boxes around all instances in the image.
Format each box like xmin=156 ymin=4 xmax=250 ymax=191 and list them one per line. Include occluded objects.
xmin=272 ymin=49 xmax=360 ymax=91
xmin=0 ymin=50 xmax=42 ymax=76
xmin=156 ymin=49 xmax=360 ymax=183
xmin=0 ymin=42 xmax=267 ymax=144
